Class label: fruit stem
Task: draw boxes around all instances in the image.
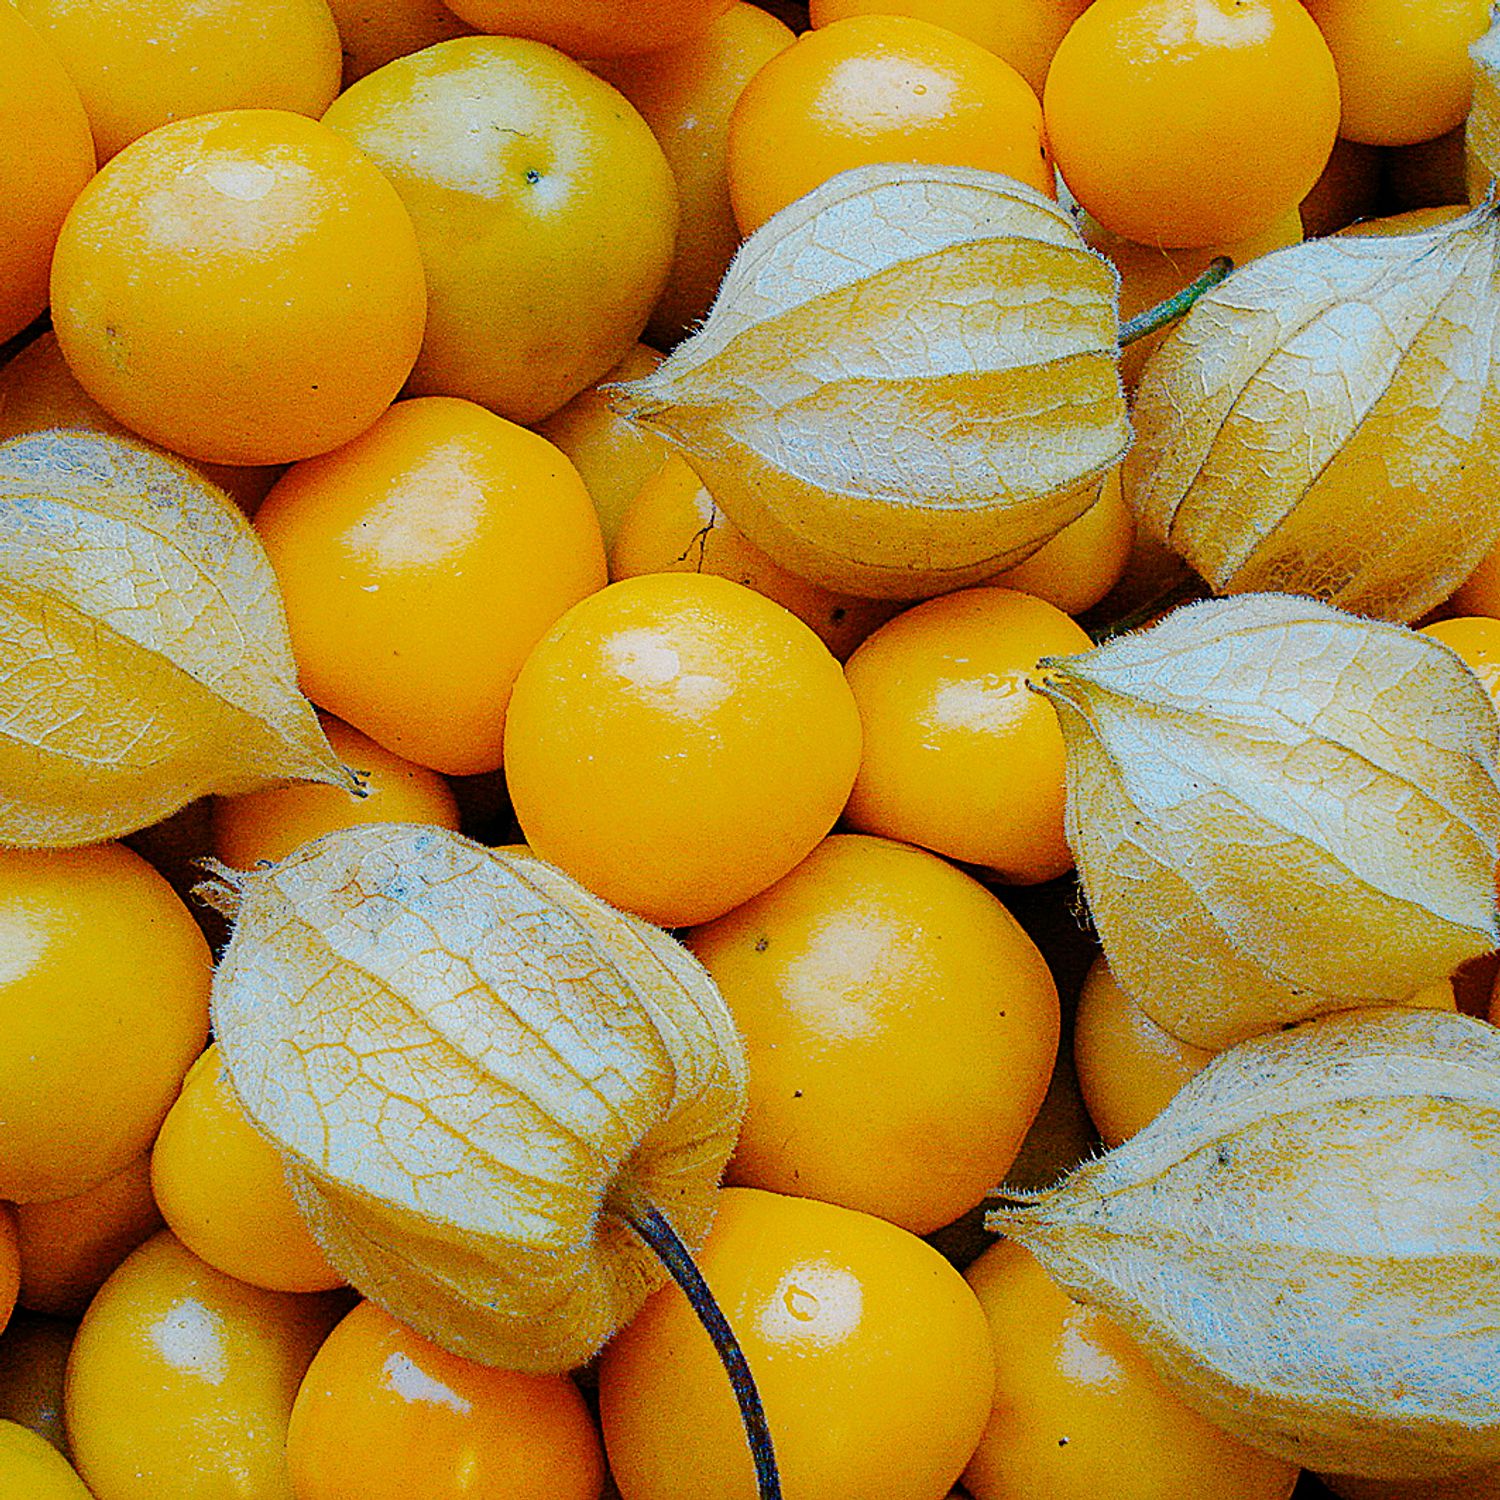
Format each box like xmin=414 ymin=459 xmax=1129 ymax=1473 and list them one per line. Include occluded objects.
xmin=612 ymin=1185 xmax=782 ymax=1500
xmin=1118 ymin=257 xmax=1233 ymax=347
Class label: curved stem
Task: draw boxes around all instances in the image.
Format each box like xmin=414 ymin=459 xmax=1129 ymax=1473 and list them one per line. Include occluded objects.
xmin=1119 ymin=257 xmax=1233 ymax=347
xmin=613 ymin=1186 xmax=782 ymax=1499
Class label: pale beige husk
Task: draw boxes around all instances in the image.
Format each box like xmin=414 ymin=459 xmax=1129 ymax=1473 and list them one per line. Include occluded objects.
xmin=1034 ymin=593 xmax=1500 ymax=1048
xmin=0 ymin=428 xmax=351 ymax=845
xmin=1127 ymin=206 xmax=1500 ymax=623
xmin=610 ymin=162 xmax=1129 ymax=599
xmin=207 ymin=823 xmax=748 ymax=1374
xmin=989 ymin=1006 xmax=1500 ymax=1480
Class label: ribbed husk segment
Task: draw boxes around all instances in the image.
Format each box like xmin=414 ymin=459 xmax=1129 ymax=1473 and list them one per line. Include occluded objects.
xmin=609 ymin=162 xmax=1129 ymax=600
xmin=990 ymin=1006 xmax=1500 ymax=1481
xmin=0 ymin=428 xmax=352 ymax=845
xmin=1034 ymin=594 xmax=1500 ymax=1049
xmin=1127 ymin=206 xmax=1500 ymax=623
xmin=208 ymin=824 xmax=749 ymax=1374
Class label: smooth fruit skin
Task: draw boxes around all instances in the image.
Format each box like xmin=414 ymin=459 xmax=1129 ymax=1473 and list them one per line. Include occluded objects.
xmin=322 ymin=37 xmax=678 ymax=426
xmin=0 ymin=1209 xmax=17 ymax=1338
xmin=1044 ymin=0 xmax=1340 ymax=248
xmin=989 ymin=468 xmax=1134 ymax=616
xmin=254 ymin=396 xmax=606 ymax=776
xmin=729 ymin=15 xmax=1052 ymax=235
xmin=609 ymin=454 xmax=898 ymax=660
xmin=50 ymin=109 xmax=426 ymax=467
xmin=0 ymin=331 xmax=281 ymax=515
xmin=536 ymin=343 xmax=673 ymax=550
xmin=596 ymin=3 xmax=796 ymax=345
xmin=0 ymin=6 xmax=95 ymax=346
xmin=437 ymin=0 xmax=734 ymax=58
xmin=0 ymin=844 xmax=209 ymax=1203
xmin=1073 ymin=955 xmax=1216 ymax=1147
xmin=688 ymin=834 xmax=1060 ymax=1234
xmin=842 ymin=588 xmax=1091 ymax=883
xmin=65 ymin=1233 xmax=347 ymax=1500
xmin=151 ymin=1045 xmax=343 ymax=1294
xmin=1301 ymin=0 xmax=1489 ymax=148
xmin=212 ymin=713 xmax=459 ymax=868
xmin=1422 ymin=619 xmax=1500 ymax=716
xmin=962 ymin=1240 xmax=1300 ymax=1500
xmin=503 ymin=573 xmax=863 ymax=928
xmin=287 ymin=1301 xmax=606 ymax=1500
xmin=809 ymin=0 xmax=1091 ymax=96
xmin=15 ymin=0 xmax=341 ymax=162
xmin=0 ymin=1420 xmax=91 ymax=1499
xmin=599 ymin=1187 xmax=996 ymax=1500
xmin=15 ymin=1155 xmax=162 ymax=1317
xmin=325 ymin=0 xmax=476 ymax=84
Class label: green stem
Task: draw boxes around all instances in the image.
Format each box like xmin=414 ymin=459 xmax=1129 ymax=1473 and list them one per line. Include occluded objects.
xmin=1118 ymin=257 xmax=1233 ymax=347
xmin=614 ymin=1187 xmax=782 ymax=1500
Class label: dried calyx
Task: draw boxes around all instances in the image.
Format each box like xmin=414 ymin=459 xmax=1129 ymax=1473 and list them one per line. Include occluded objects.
xmin=0 ymin=428 xmax=353 ymax=846
xmin=1034 ymin=593 xmax=1500 ymax=1048
xmin=203 ymin=824 xmax=780 ymax=1495
xmin=991 ymin=1006 xmax=1500 ymax=1481
xmin=610 ymin=162 xmax=1130 ymax=601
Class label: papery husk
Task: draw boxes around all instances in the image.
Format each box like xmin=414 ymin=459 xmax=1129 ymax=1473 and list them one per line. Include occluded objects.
xmin=989 ymin=1006 xmax=1500 ymax=1480
xmin=0 ymin=429 xmax=352 ymax=846
xmin=1034 ymin=593 xmax=1500 ymax=1049
xmin=207 ymin=823 xmax=748 ymax=1374
xmin=1469 ymin=17 xmax=1500 ymax=203
xmin=610 ymin=162 xmax=1129 ymax=600
xmin=1127 ymin=206 xmax=1500 ymax=623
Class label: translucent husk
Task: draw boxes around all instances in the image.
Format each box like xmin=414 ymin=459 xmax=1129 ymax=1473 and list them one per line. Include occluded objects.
xmin=0 ymin=428 xmax=351 ymax=845
xmin=1127 ymin=205 xmax=1500 ymax=623
xmin=610 ymin=162 xmax=1129 ymax=600
xmin=1034 ymin=593 xmax=1500 ymax=1048
xmin=990 ymin=1006 xmax=1500 ymax=1481
xmin=206 ymin=823 xmax=749 ymax=1375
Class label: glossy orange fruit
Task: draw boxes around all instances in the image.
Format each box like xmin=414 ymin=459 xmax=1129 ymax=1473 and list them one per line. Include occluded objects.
xmin=151 ymin=1045 xmax=343 ymax=1294
xmin=728 ymin=14 xmax=1053 ymax=235
xmin=325 ymin=0 xmax=476 ymax=84
xmin=65 ymin=1232 xmax=346 ymax=1500
xmin=504 ymin=573 xmax=863 ymax=927
xmin=15 ymin=0 xmax=341 ymax=162
xmin=1302 ymin=0 xmax=1489 ymax=147
xmin=1045 ymin=0 xmax=1340 ymax=248
xmin=254 ymin=396 xmax=605 ymax=776
xmin=212 ymin=713 xmax=459 ymax=868
xmin=0 ymin=844 xmax=210 ymax=1203
xmin=0 ymin=6 xmax=95 ymax=345
xmin=963 ymin=1239 xmax=1301 ymax=1500
xmin=0 ymin=1422 xmax=90 ymax=1500
xmin=0 ymin=332 xmax=281 ymax=515
xmin=688 ymin=833 xmax=1060 ymax=1233
xmin=610 ymin=454 xmax=897 ymax=660
xmin=288 ymin=1301 xmax=606 ymax=1500
xmin=597 ymin=2 xmax=796 ymax=344
xmin=322 ymin=37 xmax=677 ymax=426
xmin=51 ymin=109 xmax=426 ymax=467
xmin=599 ymin=1187 xmax=995 ymax=1500
xmin=14 ymin=1155 xmax=161 ymax=1317
xmin=809 ymin=0 xmax=1091 ymax=95
xmin=843 ymin=587 xmax=1091 ymax=883
xmin=437 ymin=0 xmax=734 ymax=57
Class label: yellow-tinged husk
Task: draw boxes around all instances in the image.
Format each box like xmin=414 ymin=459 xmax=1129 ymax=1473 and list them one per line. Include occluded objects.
xmin=207 ymin=823 xmax=749 ymax=1374
xmin=990 ymin=1006 xmax=1500 ymax=1480
xmin=1127 ymin=205 xmax=1500 ymax=623
xmin=0 ymin=428 xmax=351 ymax=846
xmin=1035 ymin=594 xmax=1500 ymax=1048
xmin=610 ymin=163 xmax=1129 ymax=600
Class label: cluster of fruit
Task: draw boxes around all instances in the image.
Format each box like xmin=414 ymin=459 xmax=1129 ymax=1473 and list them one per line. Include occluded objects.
xmin=3 ymin=1 xmax=1500 ymax=1498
